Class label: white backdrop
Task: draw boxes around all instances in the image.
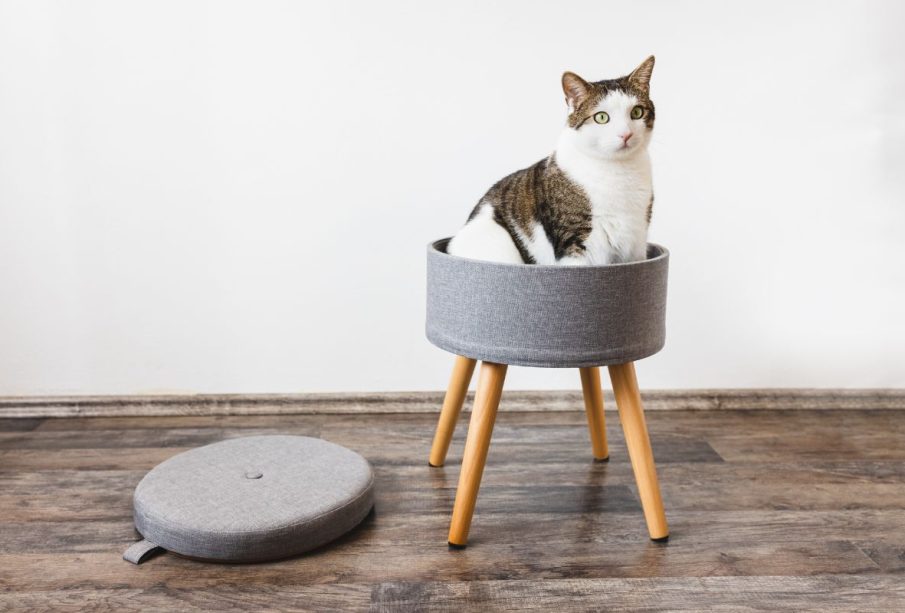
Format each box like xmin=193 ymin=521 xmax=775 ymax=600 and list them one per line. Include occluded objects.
xmin=1 ymin=0 xmax=903 ymax=395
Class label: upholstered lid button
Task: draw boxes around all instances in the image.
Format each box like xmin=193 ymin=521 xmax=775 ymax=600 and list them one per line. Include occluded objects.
xmin=245 ymin=470 xmax=263 ymax=479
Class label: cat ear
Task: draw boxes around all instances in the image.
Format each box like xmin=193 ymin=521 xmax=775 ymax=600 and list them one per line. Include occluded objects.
xmin=562 ymin=72 xmax=591 ymax=110
xmin=628 ymin=55 xmax=655 ymax=93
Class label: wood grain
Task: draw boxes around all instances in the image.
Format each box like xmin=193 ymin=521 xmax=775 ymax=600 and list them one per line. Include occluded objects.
xmin=429 ymin=356 xmax=476 ymax=467
xmin=448 ymin=361 xmax=507 ymax=546
xmin=1 ymin=406 xmax=904 ymax=610
xmin=579 ymin=366 xmax=609 ymax=461
xmin=609 ymin=362 xmax=668 ymax=540
xmin=3 ymin=575 xmax=903 ymax=612
xmin=370 ymin=575 xmax=905 ymax=612
xmin=0 ymin=418 xmax=42 ymax=431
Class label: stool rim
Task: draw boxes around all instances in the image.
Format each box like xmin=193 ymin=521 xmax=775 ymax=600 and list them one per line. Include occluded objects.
xmin=429 ymin=238 xmax=669 ymax=269
xmin=426 ymin=238 xmax=670 ymax=368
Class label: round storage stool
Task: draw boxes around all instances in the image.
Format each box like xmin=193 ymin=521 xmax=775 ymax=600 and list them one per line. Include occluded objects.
xmin=425 ymin=239 xmax=670 ymax=548
xmin=123 ymin=435 xmax=375 ymax=564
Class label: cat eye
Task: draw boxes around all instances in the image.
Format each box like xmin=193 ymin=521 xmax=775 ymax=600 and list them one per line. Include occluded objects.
xmin=631 ymin=105 xmax=645 ymax=120
xmin=592 ymin=111 xmax=609 ymax=124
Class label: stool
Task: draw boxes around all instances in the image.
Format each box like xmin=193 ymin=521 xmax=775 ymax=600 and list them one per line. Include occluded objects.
xmin=425 ymin=239 xmax=670 ymax=548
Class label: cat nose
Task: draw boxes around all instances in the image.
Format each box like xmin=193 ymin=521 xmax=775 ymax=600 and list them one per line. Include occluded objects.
xmin=620 ymin=131 xmax=633 ymax=144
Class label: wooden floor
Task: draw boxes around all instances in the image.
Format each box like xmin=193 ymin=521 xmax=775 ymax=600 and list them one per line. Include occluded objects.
xmin=2 ymin=406 xmax=905 ymax=611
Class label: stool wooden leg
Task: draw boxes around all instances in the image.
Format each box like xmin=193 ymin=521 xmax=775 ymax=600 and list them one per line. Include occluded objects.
xmin=579 ymin=366 xmax=609 ymax=461
xmin=448 ymin=361 xmax=507 ymax=548
xmin=429 ymin=356 xmax=477 ymax=467
xmin=608 ymin=361 xmax=669 ymax=541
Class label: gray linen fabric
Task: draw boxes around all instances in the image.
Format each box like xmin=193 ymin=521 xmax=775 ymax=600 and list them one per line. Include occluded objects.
xmin=129 ymin=435 xmax=374 ymax=563
xmin=122 ymin=538 xmax=162 ymax=564
xmin=426 ymin=239 xmax=669 ymax=367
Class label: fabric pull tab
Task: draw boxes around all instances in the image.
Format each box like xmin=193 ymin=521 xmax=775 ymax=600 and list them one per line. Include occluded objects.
xmin=123 ymin=539 xmax=163 ymax=564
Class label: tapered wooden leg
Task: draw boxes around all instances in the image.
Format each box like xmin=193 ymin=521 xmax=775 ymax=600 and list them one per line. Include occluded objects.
xmin=608 ymin=362 xmax=669 ymax=541
xmin=579 ymin=366 xmax=609 ymax=461
xmin=429 ymin=356 xmax=477 ymax=467
xmin=447 ymin=361 xmax=507 ymax=548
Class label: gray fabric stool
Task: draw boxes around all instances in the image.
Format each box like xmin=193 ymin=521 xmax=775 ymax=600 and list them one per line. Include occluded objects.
xmin=124 ymin=435 xmax=375 ymax=564
xmin=426 ymin=239 xmax=670 ymax=547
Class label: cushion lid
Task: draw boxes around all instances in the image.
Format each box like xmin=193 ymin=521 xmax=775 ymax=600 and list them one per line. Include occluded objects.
xmin=129 ymin=435 xmax=375 ymax=563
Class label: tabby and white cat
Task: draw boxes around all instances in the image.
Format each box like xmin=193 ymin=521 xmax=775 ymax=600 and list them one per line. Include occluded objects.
xmin=447 ymin=56 xmax=656 ymax=265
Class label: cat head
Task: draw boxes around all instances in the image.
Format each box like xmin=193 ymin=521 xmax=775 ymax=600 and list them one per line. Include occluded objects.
xmin=561 ymin=56 xmax=655 ymax=159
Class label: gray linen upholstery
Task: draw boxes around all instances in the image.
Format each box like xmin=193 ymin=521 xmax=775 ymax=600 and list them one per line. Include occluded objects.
xmin=130 ymin=435 xmax=374 ymax=563
xmin=426 ymin=239 xmax=669 ymax=368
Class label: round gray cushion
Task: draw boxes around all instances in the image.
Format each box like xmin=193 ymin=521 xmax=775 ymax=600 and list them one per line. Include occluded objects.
xmin=128 ymin=435 xmax=374 ymax=563
xmin=426 ymin=239 xmax=669 ymax=368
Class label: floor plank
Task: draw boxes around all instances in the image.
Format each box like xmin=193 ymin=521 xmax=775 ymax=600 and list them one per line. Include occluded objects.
xmin=0 ymin=418 xmax=42 ymax=432
xmin=1 ymin=408 xmax=904 ymax=611
xmin=3 ymin=575 xmax=903 ymax=613
xmin=370 ymin=575 xmax=905 ymax=612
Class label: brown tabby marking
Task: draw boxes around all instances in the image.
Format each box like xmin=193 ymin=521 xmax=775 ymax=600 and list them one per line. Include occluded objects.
xmin=563 ymin=58 xmax=656 ymax=130
xmin=469 ymin=157 xmax=591 ymax=264
xmin=465 ymin=56 xmax=656 ymax=264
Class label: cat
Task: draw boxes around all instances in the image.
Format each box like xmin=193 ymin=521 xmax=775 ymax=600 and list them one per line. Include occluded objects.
xmin=447 ymin=56 xmax=656 ymax=265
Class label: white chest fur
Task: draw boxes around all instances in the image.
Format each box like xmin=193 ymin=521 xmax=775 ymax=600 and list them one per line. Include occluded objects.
xmin=555 ymin=133 xmax=652 ymax=265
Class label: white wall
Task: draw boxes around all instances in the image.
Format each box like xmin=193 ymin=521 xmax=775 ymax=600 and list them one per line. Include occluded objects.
xmin=1 ymin=0 xmax=903 ymax=395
